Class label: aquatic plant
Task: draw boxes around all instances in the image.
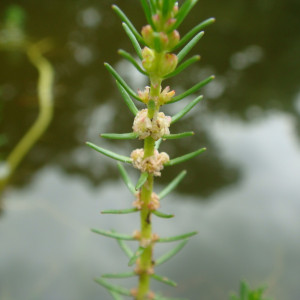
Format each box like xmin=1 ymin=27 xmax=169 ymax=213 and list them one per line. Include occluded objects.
xmin=0 ymin=5 xmax=54 ymax=193
xmin=87 ymin=1 xmax=215 ymax=299
xmin=230 ymin=282 xmax=272 ymax=300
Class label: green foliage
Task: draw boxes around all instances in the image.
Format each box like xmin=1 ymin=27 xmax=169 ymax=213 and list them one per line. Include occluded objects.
xmin=230 ymin=282 xmax=272 ymax=300
xmin=87 ymin=0 xmax=215 ymax=298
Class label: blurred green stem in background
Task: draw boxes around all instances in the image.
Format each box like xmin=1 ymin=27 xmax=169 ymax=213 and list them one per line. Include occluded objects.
xmin=0 ymin=5 xmax=54 ymax=196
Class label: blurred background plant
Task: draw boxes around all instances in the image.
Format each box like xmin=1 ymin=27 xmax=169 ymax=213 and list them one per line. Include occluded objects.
xmin=230 ymin=282 xmax=271 ymax=300
xmin=0 ymin=0 xmax=299 ymax=299
xmin=0 ymin=5 xmax=54 ymax=200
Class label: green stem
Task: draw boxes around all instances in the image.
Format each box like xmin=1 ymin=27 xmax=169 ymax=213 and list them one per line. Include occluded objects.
xmin=0 ymin=43 xmax=54 ymax=192
xmin=136 ymin=66 xmax=162 ymax=300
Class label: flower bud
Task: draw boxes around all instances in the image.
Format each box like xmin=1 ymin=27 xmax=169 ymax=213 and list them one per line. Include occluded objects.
xmin=142 ymin=47 xmax=156 ymax=73
xmin=171 ymin=2 xmax=179 ymax=17
xmin=137 ymin=86 xmax=150 ymax=104
xmin=159 ymin=53 xmax=178 ymax=77
xmin=152 ymin=14 xmax=160 ymax=29
xmin=158 ymin=86 xmax=175 ymax=104
xmin=133 ymin=109 xmax=171 ymax=140
xmin=131 ymin=149 xmax=170 ymax=176
xmin=161 ymin=32 xmax=169 ymax=47
xmin=141 ymin=25 xmax=154 ymax=47
xmin=132 ymin=109 xmax=152 ymax=139
xmin=167 ymin=30 xmax=180 ymax=50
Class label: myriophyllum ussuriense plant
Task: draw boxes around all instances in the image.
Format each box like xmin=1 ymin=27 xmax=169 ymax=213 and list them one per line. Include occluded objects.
xmin=86 ymin=1 xmax=214 ymax=299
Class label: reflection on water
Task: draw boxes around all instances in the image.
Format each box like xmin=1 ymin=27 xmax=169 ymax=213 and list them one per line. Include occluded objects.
xmin=1 ymin=0 xmax=300 ymax=299
xmin=1 ymin=112 xmax=300 ymax=299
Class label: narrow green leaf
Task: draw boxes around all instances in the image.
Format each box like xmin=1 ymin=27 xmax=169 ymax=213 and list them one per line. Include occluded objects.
xmin=115 ymin=235 xmax=134 ymax=258
xmin=169 ymin=75 xmax=215 ymax=103
xmin=177 ymin=31 xmax=204 ymax=64
xmin=102 ymin=271 xmax=136 ymax=279
xmin=149 ymin=0 xmax=157 ymax=13
xmin=155 ymin=240 xmax=189 ymax=266
xmin=162 ymin=132 xmax=194 ymax=140
xmin=155 ymin=138 xmax=163 ymax=150
xmin=101 ymin=132 xmax=138 ymax=140
xmin=109 ymin=291 xmax=123 ymax=300
xmin=116 ymin=81 xmax=139 ymax=116
xmin=136 ymin=172 xmax=149 ymax=190
xmin=94 ymin=278 xmax=131 ymax=296
xmin=171 ymin=95 xmax=204 ymax=124
xmin=112 ymin=5 xmax=144 ymax=44
xmin=101 ymin=208 xmax=138 ymax=214
xmin=122 ymin=23 xmax=143 ymax=60
xmin=164 ymin=55 xmax=200 ymax=79
xmin=118 ymin=49 xmax=148 ymax=75
xmin=153 ymin=32 xmax=162 ymax=52
xmin=91 ymin=228 xmax=135 ymax=241
xmin=152 ymin=273 xmax=177 ymax=287
xmin=140 ymin=0 xmax=156 ymax=29
xmin=153 ymin=210 xmax=174 ymax=218
xmin=128 ymin=246 xmax=146 ymax=266
xmin=157 ymin=231 xmax=197 ymax=243
xmin=158 ymin=170 xmax=187 ymax=200
xmin=104 ymin=63 xmax=142 ymax=102
xmin=162 ymin=0 xmax=170 ymax=17
xmin=165 ymin=148 xmax=206 ymax=166
xmin=173 ymin=17 xmax=216 ymax=50
xmin=117 ymin=162 xmax=136 ymax=195
xmin=167 ymin=0 xmax=198 ymax=33
xmin=154 ymin=295 xmax=188 ymax=300
xmin=86 ymin=142 xmax=132 ymax=163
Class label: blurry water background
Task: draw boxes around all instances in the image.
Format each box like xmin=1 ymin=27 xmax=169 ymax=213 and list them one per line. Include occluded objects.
xmin=0 ymin=0 xmax=300 ymax=299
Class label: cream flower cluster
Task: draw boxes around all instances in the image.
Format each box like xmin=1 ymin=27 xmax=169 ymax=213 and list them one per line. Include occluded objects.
xmin=132 ymin=109 xmax=171 ymax=140
xmin=131 ymin=149 xmax=169 ymax=176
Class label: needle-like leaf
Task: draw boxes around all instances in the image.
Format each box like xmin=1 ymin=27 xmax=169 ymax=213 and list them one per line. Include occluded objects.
xmin=155 ymin=138 xmax=163 ymax=149
xmin=136 ymin=172 xmax=149 ymax=190
xmin=91 ymin=228 xmax=135 ymax=241
xmin=165 ymin=148 xmax=206 ymax=166
xmin=122 ymin=23 xmax=143 ymax=60
xmin=169 ymin=75 xmax=215 ymax=103
xmin=128 ymin=246 xmax=146 ymax=266
xmin=162 ymin=132 xmax=194 ymax=140
xmin=158 ymin=170 xmax=187 ymax=200
xmin=102 ymin=271 xmax=136 ymax=278
xmin=140 ymin=0 xmax=156 ymax=29
xmin=101 ymin=132 xmax=138 ymax=140
xmin=157 ymin=231 xmax=197 ymax=243
xmin=112 ymin=5 xmax=144 ymax=44
xmin=118 ymin=49 xmax=148 ymax=75
xmin=152 ymin=273 xmax=177 ymax=287
xmin=94 ymin=278 xmax=132 ymax=296
xmin=104 ymin=63 xmax=142 ymax=102
xmin=155 ymin=240 xmax=189 ymax=266
xmin=117 ymin=162 xmax=136 ymax=195
xmin=177 ymin=31 xmax=204 ymax=64
xmin=153 ymin=210 xmax=174 ymax=218
xmin=154 ymin=297 xmax=188 ymax=300
xmin=164 ymin=55 xmax=200 ymax=79
xmin=86 ymin=142 xmax=132 ymax=163
xmin=116 ymin=81 xmax=139 ymax=116
xmin=171 ymin=95 xmax=204 ymax=124
xmin=173 ymin=17 xmax=215 ymax=50
xmin=109 ymin=291 xmax=123 ymax=300
xmin=101 ymin=208 xmax=139 ymax=214
xmin=114 ymin=233 xmax=134 ymax=258
xmin=149 ymin=0 xmax=157 ymax=14
xmin=167 ymin=0 xmax=198 ymax=33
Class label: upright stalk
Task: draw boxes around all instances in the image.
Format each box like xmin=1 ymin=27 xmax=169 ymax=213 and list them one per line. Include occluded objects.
xmin=87 ymin=1 xmax=215 ymax=299
xmin=137 ymin=76 xmax=162 ymax=299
